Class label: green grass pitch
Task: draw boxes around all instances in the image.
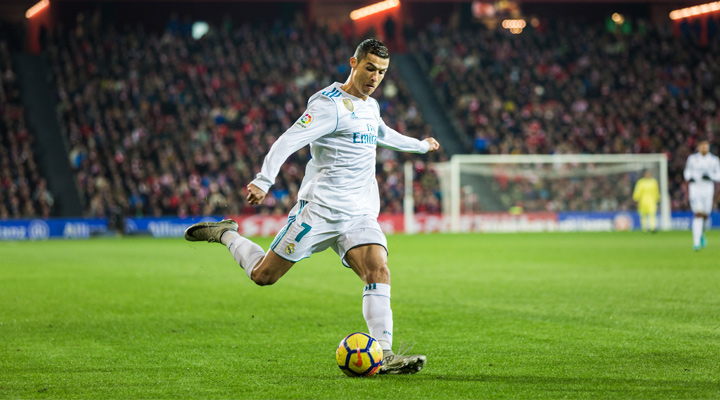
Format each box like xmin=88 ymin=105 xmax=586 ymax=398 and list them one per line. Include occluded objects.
xmin=1 ymin=231 xmax=719 ymax=399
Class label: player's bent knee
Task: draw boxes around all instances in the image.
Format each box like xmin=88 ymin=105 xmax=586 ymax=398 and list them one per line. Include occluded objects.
xmin=250 ymin=268 xmax=279 ymax=286
xmin=249 ymin=252 xmax=295 ymax=286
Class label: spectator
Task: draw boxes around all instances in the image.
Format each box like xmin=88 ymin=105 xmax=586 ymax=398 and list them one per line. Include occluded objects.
xmin=410 ymin=18 xmax=720 ymax=211
xmin=47 ymin=17 xmax=443 ymax=218
xmin=0 ymin=39 xmax=51 ymax=218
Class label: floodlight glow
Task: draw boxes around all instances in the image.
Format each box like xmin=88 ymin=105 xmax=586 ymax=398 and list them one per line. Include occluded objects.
xmin=501 ymin=19 xmax=526 ymax=29
xmin=350 ymin=0 xmax=400 ymax=21
xmin=25 ymin=0 xmax=49 ymax=19
xmin=669 ymin=1 xmax=720 ymax=20
xmin=192 ymin=22 xmax=209 ymax=40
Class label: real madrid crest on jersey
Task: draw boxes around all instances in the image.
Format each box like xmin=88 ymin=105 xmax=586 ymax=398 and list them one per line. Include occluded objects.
xmin=285 ymin=243 xmax=295 ymax=255
xmin=343 ymin=99 xmax=354 ymax=112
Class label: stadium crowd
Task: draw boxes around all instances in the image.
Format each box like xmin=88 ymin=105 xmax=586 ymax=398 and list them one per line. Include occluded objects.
xmin=47 ymin=15 xmax=443 ymax=218
xmin=411 ymin=17 xmax=720 ymax=211
xmin=3 ymin=13 xmax=719 ymax=218
xmin=0 ymin=39 xmax=54 ymax=218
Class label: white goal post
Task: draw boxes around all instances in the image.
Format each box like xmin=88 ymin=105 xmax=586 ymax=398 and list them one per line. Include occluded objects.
xmin=433 ymin=154 xmax=671 ymax=233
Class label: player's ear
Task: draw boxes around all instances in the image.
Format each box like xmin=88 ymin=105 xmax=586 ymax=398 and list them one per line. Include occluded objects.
xmin=350 ymin=57 xmax=358 ymax=69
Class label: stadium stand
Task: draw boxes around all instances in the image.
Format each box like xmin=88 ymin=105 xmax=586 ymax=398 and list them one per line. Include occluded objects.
xmin=409 ymin=19 xmax=720 ymax=211
xmin=46 ymin=18 xmax=443 ymax=218
xmin=0 ymin=39 xmax=54 ymax=218
xmin=6 ymin=12 xmax=718 ymax=217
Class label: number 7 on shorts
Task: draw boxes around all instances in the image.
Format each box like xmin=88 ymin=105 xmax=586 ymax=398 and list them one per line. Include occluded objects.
xmin=295 ymin=223 xmax=312 ymax=242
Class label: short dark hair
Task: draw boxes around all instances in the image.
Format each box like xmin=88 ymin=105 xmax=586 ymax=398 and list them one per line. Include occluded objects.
xmin=353 ymin=38 xmax=389 ymax=62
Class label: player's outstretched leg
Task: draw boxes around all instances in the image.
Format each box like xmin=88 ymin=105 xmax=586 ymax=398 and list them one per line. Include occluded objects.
xmin=639 ymin=213 xmax=648 ymax=233
xmin=692 ymin=215 xmax=704 ymax=251
xmin=184 ymin=218 xmax=295 ymax=285
xmin=184 ymin=219 xmax=239 ymax=244
xmin=346 ymin=244 xmax=427 ymax=375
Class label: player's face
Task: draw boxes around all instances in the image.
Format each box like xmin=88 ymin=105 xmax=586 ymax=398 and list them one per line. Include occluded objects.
xmin=351 ymin=54 xmax=389 ymax=98
xmin=698 ymin=142 xmax=710 ymax=155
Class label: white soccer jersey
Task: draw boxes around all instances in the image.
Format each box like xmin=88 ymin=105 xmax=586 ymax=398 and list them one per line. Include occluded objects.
xmin=251 ymin=82 xmax=430 ymax=218
xmin=684 ymin=152 xmax=720 ymax=187
xmin=684 ymin=152 xmax=720 ymax=214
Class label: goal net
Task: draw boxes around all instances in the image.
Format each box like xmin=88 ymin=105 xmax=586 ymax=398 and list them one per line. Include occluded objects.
xmin=433 ymin=154 xmax=670 ymax=233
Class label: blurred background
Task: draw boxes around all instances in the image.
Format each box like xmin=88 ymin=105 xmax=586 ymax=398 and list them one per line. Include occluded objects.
xmin=1 ymin=0 xmax=719 ymax=238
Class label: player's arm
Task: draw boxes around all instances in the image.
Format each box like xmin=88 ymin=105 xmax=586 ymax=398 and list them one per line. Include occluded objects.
xmin=247 ymin=97 xmax=337 ymax=205
xmin=709 ymin=156 xmax=720 ymax=182
xmin=376 ymin=122 xmax=439 ymax=154
xmin=683 ymin=156 xmax=697 ymax=183
xmin=632 ymin=181 xmax=642 ymax=202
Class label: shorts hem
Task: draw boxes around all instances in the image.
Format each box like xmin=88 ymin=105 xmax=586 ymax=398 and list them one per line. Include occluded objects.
xmin=270 ymin=248 xmax=309 ymax=263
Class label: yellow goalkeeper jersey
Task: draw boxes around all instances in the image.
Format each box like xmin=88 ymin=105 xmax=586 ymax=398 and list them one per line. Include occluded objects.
xmin=633 ymin=177 xmax=660 ymax=205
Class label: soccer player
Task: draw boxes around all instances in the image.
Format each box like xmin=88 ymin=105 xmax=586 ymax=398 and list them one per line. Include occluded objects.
xmin=683 ymin=140 xmax=720 ymax=250
xmin=184 ymin=38 xmax=439 ymax=374
xmin=632 ymin=170 xmax=660 ymax=233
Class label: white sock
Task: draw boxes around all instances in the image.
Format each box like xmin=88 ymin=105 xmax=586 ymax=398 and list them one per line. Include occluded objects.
xmin=226 ymin=236 xmax=265 ymax=280
xmin=362 ymin=283 xmax=393 ymax=352
xmin=705 ymin=217 xmax=711 ymax=231
xmin=692 ymin=217 xmax=703 ymax=247
xmin=221 ymin=231 xmax=240 ymax=245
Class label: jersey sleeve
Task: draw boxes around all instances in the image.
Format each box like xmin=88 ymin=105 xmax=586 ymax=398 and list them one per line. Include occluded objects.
xmin=632 ymin=180 xmax=642 ymax=201
xmin=250 ymin=96 xmax=338 ymax=193
xmin=683 ymin=156 xmax=697 ymax=181
xmin=376 ymin=120 xmax=430 ymax=154
xmin=710 ymin=156 xmax=720 ymax=182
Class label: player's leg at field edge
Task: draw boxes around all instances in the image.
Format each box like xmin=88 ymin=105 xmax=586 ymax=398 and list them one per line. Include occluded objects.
xmin=639 ymin=212 xmax=648 ymax=232
xmin=648 ymin=212 xmax=657 ymax=232
xmin=648 ymin=204 xmax=658 ymax=232
xmin=345 ymin=244 xmax=393 ymax=351
xmin=345 ymin=244 xmax=390 ymax=285
xmin=692 ymin=213 xmax=707 ymax=249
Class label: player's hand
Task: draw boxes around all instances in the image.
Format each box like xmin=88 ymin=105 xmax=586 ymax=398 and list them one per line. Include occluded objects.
xmin=424 ymin=137 xmax=440 ymax=152
xmin=702 ymin=174 xmax=712 ymax=181
xmin=246 ymin=183 xmax=267 ymax=205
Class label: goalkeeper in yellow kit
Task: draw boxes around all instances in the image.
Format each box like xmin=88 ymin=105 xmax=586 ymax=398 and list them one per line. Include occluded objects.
xmin=633 ymin=170 xmax=661 ymax=232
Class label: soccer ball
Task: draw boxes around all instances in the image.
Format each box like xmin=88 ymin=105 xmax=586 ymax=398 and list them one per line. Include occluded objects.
xmin=336 ymin=332 xmax=383 ymax=377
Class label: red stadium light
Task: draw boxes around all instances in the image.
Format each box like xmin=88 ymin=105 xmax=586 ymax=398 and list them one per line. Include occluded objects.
xmin=350 ymin=0 xmax=400 ymax=21
xmin=25 ymin=0 xmax=49 ymax=19
xmin=669 ymin=1 xmax=720 ymax=20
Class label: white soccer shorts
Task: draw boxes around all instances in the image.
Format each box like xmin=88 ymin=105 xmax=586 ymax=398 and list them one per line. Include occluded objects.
xmin=689 ymin=183 xmax=715 ymax=215
xmin=269 ymin=201 xmax=388 ymax=267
